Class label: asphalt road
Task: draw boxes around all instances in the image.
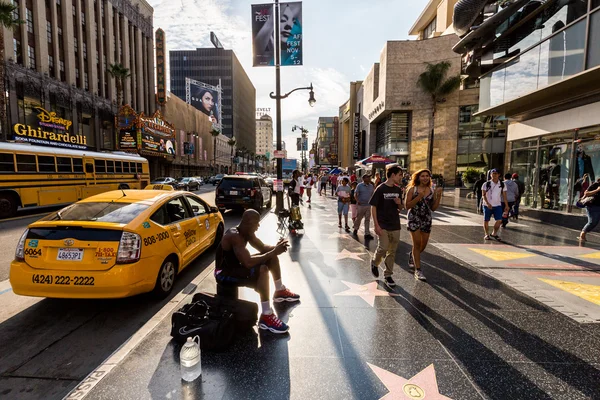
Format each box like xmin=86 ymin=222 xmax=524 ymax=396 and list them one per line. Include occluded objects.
xmin=0 ymin=185 xmax=274 ymax=400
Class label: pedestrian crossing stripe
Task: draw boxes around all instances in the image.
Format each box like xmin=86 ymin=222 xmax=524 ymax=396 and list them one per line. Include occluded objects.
xmin=580 ymin=252 xmax=600 ymax=259
xmin=468 ymin=248 xmax=537 ymax=262
xmin=538 ymin=279 xmax=600 ymax=306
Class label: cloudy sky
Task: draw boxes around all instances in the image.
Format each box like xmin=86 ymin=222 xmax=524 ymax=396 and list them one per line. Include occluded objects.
xmin=147 ymin=0 xmax=429 ymax=161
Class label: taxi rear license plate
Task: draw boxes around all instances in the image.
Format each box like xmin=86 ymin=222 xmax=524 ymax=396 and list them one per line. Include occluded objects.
xmin=57 ymin=248 xmax=84 ymax=261
xmin=229 ymin=190 xmax=238 ymax=195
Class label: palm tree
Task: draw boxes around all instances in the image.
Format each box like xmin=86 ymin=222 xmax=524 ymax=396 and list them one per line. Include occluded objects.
xmin=107 ymin=63 xmax=131 ymax=107
xmin=227 ymin=137 xmax=236 ymax=173
xmin=0 ymin=2 xmax=23 ymax=139
xmin=417 ymin=61 xmax=462 ymax=171
xmin=211 ymin=127 xmax=220 ymax=174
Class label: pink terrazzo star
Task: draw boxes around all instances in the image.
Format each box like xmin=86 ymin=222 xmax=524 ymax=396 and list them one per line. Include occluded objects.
xmin=334 ymin=281 xmax=399 ymax=307
xmin=368 ymin=363 xmax=453 ymax=400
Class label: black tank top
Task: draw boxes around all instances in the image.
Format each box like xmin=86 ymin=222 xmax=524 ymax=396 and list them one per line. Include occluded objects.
xmin=215 ymin=228 xmax=244 ymax=272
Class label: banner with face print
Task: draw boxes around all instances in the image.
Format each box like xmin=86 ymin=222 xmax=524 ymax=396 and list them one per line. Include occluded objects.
xmin=252 ymin=4 xmax=275 ymax=67
xmin=280 ymin=2 xmax=302 ymax=66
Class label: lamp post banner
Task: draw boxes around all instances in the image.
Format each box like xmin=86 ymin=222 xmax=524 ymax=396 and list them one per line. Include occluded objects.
xmin=251 ymin=4 xmax=275 ymax=66
xmin=280 ymin=2 xmax=303 ymax=66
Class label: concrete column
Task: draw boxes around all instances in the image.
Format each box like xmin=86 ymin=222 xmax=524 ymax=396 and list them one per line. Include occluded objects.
xmin=63 ymin=0 xmax=76 ymax=85
xmin=128 ymin=23 xmax=135 ymax=109
xmin=33 ymin=0 xmax=48 ymax=73
xmin=104 ymin=1 xmax=115 ymax=104
xmin=120 ymin=15 xmax=130 ymax=105
xmin=136 ymin=28 xmax=144 ymax=113
xmin=83 ymin=0 xmax=97 ymax=94
xmin=95 ymin=0 xmax=105 ymax=97
xmin=18 ymin=0 xmax=27 ymax=68
xmin=50 ymin=0 xmax=60 ymax=80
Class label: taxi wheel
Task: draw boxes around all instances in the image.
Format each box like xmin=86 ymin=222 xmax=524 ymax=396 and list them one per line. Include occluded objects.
xmin=211 ymin=223 xmax=224 ymax=249
xmin=152 ymin=257 xmax=177 ymax=298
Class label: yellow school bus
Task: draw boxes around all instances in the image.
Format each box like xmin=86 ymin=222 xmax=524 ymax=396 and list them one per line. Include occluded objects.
xmin=0 ymin=142 xmax=150 ymax=218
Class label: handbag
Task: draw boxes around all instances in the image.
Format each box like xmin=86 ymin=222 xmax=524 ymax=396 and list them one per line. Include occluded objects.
xmin=576 ymin=195 xmax=595 ymax=208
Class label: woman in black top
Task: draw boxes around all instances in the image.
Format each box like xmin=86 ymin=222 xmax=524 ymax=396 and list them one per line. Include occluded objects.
xmin=578 ymin=178 xmax=600 ymax=242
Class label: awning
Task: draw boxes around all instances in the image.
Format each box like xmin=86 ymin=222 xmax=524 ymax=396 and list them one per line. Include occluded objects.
xmin=356 ymin=155 xmax=394 ymax=165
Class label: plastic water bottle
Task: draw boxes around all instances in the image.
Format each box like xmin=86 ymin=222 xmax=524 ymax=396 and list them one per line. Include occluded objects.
xmin=180 ymin=336 xmax=201 ymax=382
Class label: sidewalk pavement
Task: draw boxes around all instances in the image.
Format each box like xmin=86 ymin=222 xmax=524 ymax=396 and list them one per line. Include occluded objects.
xmin=73 ymin=194 xmax=600 ymax=400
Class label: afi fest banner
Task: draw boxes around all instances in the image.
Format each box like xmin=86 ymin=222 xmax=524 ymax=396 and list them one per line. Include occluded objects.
xmin=279 ymin=2 xmax=302 ymax=66
xmin=252 ymin=4 xmax=275 ymax=66
xmin=252 ymin=2 xmax=302 ymax=66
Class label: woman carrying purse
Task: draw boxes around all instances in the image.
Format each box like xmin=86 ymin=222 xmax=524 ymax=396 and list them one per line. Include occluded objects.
xmin=578 ymin=178 xmax=600 ymax=242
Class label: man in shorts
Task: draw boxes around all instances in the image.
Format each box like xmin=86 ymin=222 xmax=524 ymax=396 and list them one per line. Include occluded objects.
xmin=482 ymin=169 xmax=510 ymax=241
xmin=215 ymin=210 xmax=300 ymax=334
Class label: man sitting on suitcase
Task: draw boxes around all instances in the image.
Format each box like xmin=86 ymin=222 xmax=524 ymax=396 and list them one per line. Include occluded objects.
xmin=215 ymin=209 xmax=300 ymax=334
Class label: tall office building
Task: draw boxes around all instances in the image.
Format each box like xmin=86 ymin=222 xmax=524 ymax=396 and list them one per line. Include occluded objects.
xmin=2 ymin=0 xmax=156 ymax=151
xmin=256 ymin=114 xmax=273 ymax=158
xmin=169 ymin=48 xmax=257 ymax=153
xmin=315 ymin=117 xmax=338 ymax=167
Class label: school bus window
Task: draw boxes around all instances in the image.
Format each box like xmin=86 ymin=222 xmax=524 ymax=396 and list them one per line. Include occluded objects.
xmin=107 ymin=160 xmax=115 ymax=173
xmin=38 ymin=156 xmax=56 ymax=173
xmin=115 ymin=161 xmax=123 ymax=173
xmin=123 ymin=162 xmax=130 ymax=173
xmin=73 ymin=158 xmax=84 ymax=173
xmin=94 ymin=159 xmax=106 ymax=173
xmin=0 ymin=153 xmax=15 ymax=172
xmin=136 ymin=163 xmax=142 ymax=173
xmin=16 ymin=154 xmax=37 ymax=172
xmin=57 ymin=157 xmax=72 ymax=173
xmin=85 ymin=162 xmax=94 ymax=173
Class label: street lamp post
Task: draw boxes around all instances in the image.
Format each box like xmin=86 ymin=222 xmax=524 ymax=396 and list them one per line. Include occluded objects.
xmin=292 ymin=125 xmax=309 ymax=172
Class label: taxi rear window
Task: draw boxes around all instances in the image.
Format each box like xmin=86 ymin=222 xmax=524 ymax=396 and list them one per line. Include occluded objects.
xmin=49 ymin=202 xmax=149 ymax=224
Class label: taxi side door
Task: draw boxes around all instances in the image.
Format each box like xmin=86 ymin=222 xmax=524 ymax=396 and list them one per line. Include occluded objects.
xmin=162 ymin=196 xmax=201 ymax=268
xmin=183 ymin=195 xmax=213 ymax=253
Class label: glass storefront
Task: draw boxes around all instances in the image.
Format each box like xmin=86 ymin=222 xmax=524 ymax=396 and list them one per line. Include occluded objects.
xmin=509 ymin=125 xmax=600 ymax=213
xmin=457 ymin=105 xmax=506 ymax=174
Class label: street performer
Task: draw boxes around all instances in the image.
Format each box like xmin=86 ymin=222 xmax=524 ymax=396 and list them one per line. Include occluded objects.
xmin=215 ymin=209 xmax=300 ymax=334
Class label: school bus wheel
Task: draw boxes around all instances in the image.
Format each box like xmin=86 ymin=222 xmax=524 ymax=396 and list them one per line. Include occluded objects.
xmin=0 ymin=192 xmax=19 ymax=219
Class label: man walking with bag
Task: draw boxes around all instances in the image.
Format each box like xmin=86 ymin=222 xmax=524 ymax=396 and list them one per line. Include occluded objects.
xmin=370 ymin=165 xmax=403 ymax=288
xmin=482 ymin=169 xmax=510 ymax=241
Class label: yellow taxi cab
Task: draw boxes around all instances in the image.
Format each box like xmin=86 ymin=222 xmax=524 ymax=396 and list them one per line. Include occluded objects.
xmin=9 ymin=185 xmax=224 ymax=299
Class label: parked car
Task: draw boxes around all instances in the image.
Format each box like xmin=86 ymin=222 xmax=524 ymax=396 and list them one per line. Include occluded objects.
xmin=212 ymin=174 xmax=225 ymax=186
xmin=264 ymin=175 xmax=275 ymax=189
xmin=216 ymin=175 xmax=272 ymax=212
xmin=10 ymin=185 xmax=225 ymax=299
xmin=194 ymin=177 xmax=205 ymax=186
xmin=174 ymin=177 xmax=200 ymax=191
xmin=150 ymin=177 xmax=177 ymax=187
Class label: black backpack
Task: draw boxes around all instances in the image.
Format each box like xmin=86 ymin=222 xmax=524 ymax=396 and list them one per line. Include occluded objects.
xmin=192 ymin=292 xmax=258 ymax=331
xmin=170 ymin=300 xmax=236 ymax=351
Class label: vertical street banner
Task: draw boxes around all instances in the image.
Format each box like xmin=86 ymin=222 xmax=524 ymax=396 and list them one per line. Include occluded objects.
xmin=252 ymin=4 xmax=275 ymax=67
xmin=155 ymin=29 xmax=166 ymax=105
xmin=280 ymin=2 xmax=303 ymax=66
xmin=353 ymin=113 xmax=360 ymax=159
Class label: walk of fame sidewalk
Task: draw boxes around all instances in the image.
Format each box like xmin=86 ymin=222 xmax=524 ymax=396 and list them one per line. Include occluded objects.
xmin=71 ymin=194 xmax=600 ymax=400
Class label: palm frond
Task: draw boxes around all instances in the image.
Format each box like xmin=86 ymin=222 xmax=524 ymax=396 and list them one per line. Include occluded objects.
xmin=417 ymin=61 xmax=459 ymax=100
xmin=438 ymin=76 xmax=462 ymax=97
xmin=0 ymin=2 xmax=23 ymax=29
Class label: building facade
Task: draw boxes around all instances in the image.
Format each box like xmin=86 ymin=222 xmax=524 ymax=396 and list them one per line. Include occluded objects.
xmin=338 ymin=81 xmax=364 ymax=168
xmin=169 ymin=48 xmax=257 ymax=154
xmin=3 ymin=0 xmax=156 ymax=151
xmin=315 ymin=117 xmax=338 ymax=167
xmin=256 ymin=114 xmax=273 ymax=159
xmin=456 ymin=0 xmax=600 ymax=214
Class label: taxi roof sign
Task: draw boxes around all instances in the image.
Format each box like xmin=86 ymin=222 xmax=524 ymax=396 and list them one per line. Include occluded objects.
xmin=145 ymin=184 xmax=175 ymax=191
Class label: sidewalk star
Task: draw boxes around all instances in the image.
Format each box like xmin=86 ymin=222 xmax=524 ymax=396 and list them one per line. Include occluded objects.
xmin=327 ymin=232 xmax=354 ymax=240
xmin=334 ymin=281 xmax=399 ymax=307
xmin=332 ymin=249 xmax=367 ymax=261
xmin=367 ymin=363 xmax=453 ymax=400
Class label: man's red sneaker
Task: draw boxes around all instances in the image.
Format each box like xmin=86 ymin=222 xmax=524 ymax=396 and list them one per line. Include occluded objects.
xmin=273 ymin=288 xmax=300 ymax=303
xmin=259 ymin=313 xmax=289 ymax=333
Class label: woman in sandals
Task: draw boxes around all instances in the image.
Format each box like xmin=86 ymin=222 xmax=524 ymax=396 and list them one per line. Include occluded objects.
xmin=405 ymin=169 xmax=442 ymax=281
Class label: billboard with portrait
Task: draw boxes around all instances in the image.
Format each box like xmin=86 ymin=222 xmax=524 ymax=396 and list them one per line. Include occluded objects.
xmin=186 ymin=78 xmax=222 ymax=130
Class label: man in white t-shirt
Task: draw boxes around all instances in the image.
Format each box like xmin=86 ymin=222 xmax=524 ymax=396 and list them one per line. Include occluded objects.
xmin=482 ymin=169 xmax=509 ymax=241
